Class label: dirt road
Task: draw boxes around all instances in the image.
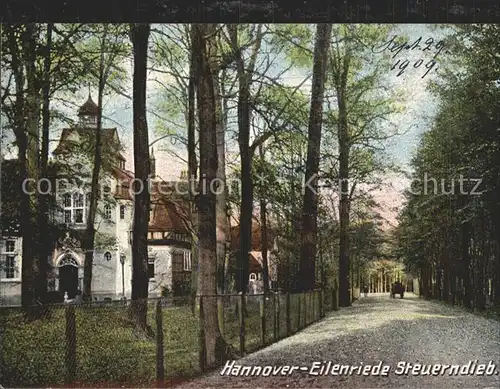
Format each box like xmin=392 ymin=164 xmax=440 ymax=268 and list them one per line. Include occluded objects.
xmin=177 ymin=293 xmax=500 ymax=388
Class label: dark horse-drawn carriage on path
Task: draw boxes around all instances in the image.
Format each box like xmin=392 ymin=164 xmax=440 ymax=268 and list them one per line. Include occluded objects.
xmin=390 ymin=281 xmax=405 ymax=299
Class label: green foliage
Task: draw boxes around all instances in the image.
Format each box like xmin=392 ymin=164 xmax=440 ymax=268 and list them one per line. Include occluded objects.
xmin=268 ymin=24 xmax=315 ymax=68
xmin=396 ymin=25 xmax=500 ymax=307
xmin=149 ymin=25 xmax=191 ymax=146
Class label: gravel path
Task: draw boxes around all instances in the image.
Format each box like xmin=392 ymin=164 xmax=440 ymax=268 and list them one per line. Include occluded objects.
xmin=177 ymin=293 xmax=500 ymax=389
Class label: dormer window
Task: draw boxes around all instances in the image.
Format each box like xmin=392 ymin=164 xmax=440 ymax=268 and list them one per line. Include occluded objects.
xmin=119 ymin=160 xmax=125 ymax=169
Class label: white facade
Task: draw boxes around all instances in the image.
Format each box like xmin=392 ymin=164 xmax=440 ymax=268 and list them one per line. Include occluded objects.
xmin=0 ymin=97 xmax=192 ymax=305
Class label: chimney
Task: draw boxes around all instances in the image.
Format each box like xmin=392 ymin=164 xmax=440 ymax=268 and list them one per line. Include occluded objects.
xmin=150 ymin=148 xmax=156 ymax=178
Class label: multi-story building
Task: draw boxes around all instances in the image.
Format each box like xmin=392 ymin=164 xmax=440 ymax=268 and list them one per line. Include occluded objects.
xmin=0 ymin=95 xmax=192 ymax=305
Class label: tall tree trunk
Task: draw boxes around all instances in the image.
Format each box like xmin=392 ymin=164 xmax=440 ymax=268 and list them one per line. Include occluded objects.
xmin=7 ymin=26 xmax=28 ymax=307
xmin=230 ymin=25 xmax=252 ymax=294
xmin=258 ymin=144 xmax=270 ymax=296
xmin=337 ymin=64 xmax=351 ymax=307
xmin=221 ymin=74 xmax=232 ymax=294
xmin=18 ymin=24 xmax=42 ymax=309
xmin=215 ymin=72 xmax=229 ymax=295
xmin=299 ymin=24 xmax=332 ymax=292
xmin=130 ymin=23 xmax=151 ymax=333
xmin=187 ymin=24 xmax=199 ymax=314
xmin=193 ymin=23 xmax=225 ymax=368
xmin=495 ymin=228 xmax=500 ymax=307
xmin=38 ymin=23 xmax=53 ymax=303
xmin=228 ymin=25 xmax=263 ymax=295
xmin=461 ymin=222 xmax=472 ymax=308
xmin=82 ymin=32 xmax=107 ymax=301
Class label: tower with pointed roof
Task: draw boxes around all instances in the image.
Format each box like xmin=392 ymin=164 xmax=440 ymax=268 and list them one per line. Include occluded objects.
xmin=78 ymin=91 xmax=99 ymax=128
xmin=1 ymin=90 xmax=199 ymax=306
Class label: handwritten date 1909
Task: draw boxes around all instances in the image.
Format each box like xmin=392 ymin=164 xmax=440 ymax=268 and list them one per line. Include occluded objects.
xmin=373 ymin=36 xmax=446 ymax=59
xmin=373 ymin=35 xmax=444 ymax=79
xmin=392 ymin=58 xmax=437 ymax=79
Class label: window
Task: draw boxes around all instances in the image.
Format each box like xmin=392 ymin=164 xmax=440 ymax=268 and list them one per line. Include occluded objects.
xmin=104 ymin=204 xmax=112 ymax=220
xmin=81 ymin=115 xmax=97 ymax=127
xmin=183 ymin=252 xmax=192 ymax=271
xmin=249 ymin=273 xmax=257 ymax=281
xmin=119 ymin=160 xmax=125 ymax=169
xmin=4 ymin=256 xmax=16 ymax=279
xmin=104 ymin=252 xmax=112 ymax=261
xmin=2 ymin=240 xmax=17 ymax=279
xmin=63 ymin=191 xmax=87 ymax=225
xmin=103 ymin=185 xmax=111 ymax=197
xmin=73 ymin=193 xmax=84 ymax=224
xmin=5 ymin=240 xmax=15 ymax=253
xmin=148 ymin=258 xmax=155 ymax=280
xmin=63 ymin=193 xmax=72 ymax=207
xmin=120 ymin=205 xmax=125 ymax=220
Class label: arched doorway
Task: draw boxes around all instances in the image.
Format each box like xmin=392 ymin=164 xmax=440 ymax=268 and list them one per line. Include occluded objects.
xmin=58 ymin=255 xmax=79 ymax=299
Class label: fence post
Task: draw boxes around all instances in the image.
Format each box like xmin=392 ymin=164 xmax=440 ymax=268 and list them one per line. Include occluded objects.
xmin=239 ymin=293 xmax=245 ymax=357
xmin=304 ymin=293 xmax=308 ymax=326
xmin=304 ymin=292 xmax=307 ymax=326
xmin=273 ymin=292 xmax=277 ymax=342
xmin=309 ymin=290 xmax=315 ymax=324
xmin=156 ymin=299 xmax=165 ymax=388
xmin=260 ymin=294 xmax=265 ymax=346
xmin=297 ymin=293 xmax=301 ymax=329
xmin=320 ymin=289 xmax=325 ymax=318
xmin=309 ymin=292 xmax=312 ymax=324
xmin=286 ymin=291 xmax=291 ymax=336
xmin=276 ymin=292 xmax=281 ymax=339
xmin=317 ymin=291 xmax=320 ymax=320
xmin=199 ymin=296 xmax=207 ymax=372
xmin=65 ymin=305 xmax=77 ymax=385
xmin=313 ymin=291 xmax=316 ymax=321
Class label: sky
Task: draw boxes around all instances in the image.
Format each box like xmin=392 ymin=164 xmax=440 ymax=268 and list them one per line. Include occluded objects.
xmin=1 ymin=24 xmax=450 ymax=227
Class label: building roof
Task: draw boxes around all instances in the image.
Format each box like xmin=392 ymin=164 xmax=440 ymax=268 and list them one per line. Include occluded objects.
xmin=230 ymin=219 xmax=276 ymax=252
xmin=149 ymin=198 xmax=189 ymax=233
xmin=78 ymin=95 xmax=99 ymax=116
xmin=113 ymin=167 xmax=135 ymax=200
xmin=114 ymin=175 xmax=190 ymax=234
xmin=53 ymin=127 xmax=125 ymax=162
